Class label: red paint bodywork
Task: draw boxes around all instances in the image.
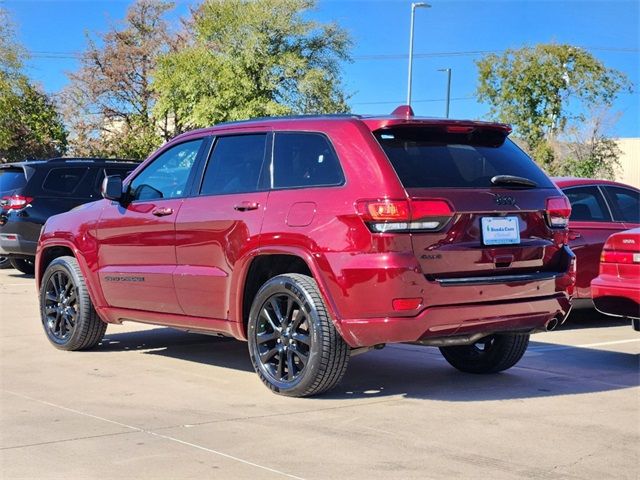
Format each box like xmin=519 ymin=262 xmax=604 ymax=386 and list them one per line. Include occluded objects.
xmin=553 ymin=177 xmax=640 ymax=299
xmin=591 ymin=228 xmax=640 ymax=321
xmin=37 ymin=115 xmax=574 ymax=348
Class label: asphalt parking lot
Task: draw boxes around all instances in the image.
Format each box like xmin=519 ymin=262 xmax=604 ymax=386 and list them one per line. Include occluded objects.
xmin=1 ymin=268 xmax=638 ymax=480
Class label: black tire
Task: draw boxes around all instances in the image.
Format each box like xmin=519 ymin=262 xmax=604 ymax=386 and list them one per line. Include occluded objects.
xmin=39 ymin=256 xmax=107 ymax=350
xmin=247 ymin=273 xmax=350 ymax=397
xmin=0 ymin=256 xmax=10 ymax=269
xmin=10 ymin=257 xmax=35 ymax=275
xmin=439 ymin=333 xmax=530 ymax=374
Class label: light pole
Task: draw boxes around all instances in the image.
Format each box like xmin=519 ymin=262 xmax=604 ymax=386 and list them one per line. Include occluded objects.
xmin=438 ymin=68 xmax=451 ymax=118
xmin=406 ymin=2 xmax=430 ymax=106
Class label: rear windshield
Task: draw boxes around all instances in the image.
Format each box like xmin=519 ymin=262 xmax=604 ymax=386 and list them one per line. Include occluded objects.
xmin=374 ymin=126 xmax=554 ymax=189
xmin=0 ymin=167 xmax=27 ymax=193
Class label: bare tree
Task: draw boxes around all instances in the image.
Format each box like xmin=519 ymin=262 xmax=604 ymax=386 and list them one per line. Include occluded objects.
xmin=62 ymin=0 xmax=177 ymax=159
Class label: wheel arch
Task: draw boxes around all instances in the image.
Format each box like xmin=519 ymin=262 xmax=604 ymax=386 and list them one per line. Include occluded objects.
xmin=232 ymin=248 xmax=341 ymax=341
xmin=37 ymin=241 xmax=106 ymax=311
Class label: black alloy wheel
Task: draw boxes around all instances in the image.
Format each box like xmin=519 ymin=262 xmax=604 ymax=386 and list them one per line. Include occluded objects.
xmin=248 ymin=274 xmax=350 ymax=397
xmin=255 ymin=292 xmax=312 ymax=384
xmin=43 ymin=269 xmax=78 ymax=342
xmin=39 ymin=256 xmax=107 ymax=350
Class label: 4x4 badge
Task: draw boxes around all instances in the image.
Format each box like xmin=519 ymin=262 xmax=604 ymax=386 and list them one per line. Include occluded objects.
xmin=494 ymin=195 xmax=516 ymax=206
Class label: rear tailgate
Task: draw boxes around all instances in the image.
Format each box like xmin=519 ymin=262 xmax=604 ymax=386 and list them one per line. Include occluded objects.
xmin=408 ymin=187 xmax=565 ymax=279
xmin=373 ymin=124 xmax=570 ymax=281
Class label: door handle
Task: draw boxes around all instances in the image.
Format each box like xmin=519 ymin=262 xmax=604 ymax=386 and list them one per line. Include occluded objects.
xmin=152 ymin=207 xmax=174 ymax=217
xmin=234 ymin=201 xmax=260 ymax=212
xmin=568 ymin=230 xmax=582 ymax=240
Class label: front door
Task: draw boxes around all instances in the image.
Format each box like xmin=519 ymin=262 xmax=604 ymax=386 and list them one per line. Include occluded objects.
xmin=96 ymin=138 xmax=206 ymax=314
xmin=175 ymin=132 xmax=270 ymax=320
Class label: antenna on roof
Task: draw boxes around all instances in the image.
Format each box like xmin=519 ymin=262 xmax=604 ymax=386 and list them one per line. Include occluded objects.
xmin=391 ymin=105 xmax=415 ymax=118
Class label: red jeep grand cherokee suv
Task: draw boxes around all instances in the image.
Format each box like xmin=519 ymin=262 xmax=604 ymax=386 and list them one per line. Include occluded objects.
xmin=36 ymin=107 xmax=575 ymax=397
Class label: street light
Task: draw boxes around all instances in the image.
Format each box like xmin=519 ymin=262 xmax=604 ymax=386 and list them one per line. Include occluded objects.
xmin=406 ymin=2 xmax=430 ymax=106
xmin=438 ymin=68 xmax=451 ymax=118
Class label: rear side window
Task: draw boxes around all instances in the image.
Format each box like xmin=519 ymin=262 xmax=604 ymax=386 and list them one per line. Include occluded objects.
xmin=374 ymin=127 xmax=554 ymax=189
xmin=604 ymin=186 xmax=640 ymax=223
xmin=273 ymin=133 xmax=344 ymax=189
xmin=200 ymin=134 xmax=267 ymax=195
xmin=0 ymin=168 xmax=27 ymax=193
xmin=42 ymin=167 xmax=89 ymax=194
xmin=563 ymin=186 xmax=611 ymax=222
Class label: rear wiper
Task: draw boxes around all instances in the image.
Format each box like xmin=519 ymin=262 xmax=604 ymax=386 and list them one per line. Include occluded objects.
xmin=491 ymin=175 xmax=537 ymax=188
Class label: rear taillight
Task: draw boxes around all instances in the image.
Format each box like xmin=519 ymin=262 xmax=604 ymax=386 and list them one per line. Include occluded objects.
xmin=600 ymin=250 xmax=640 ymax=265
xmin=1 ymin=194 xmax=33 ymax=211
xmin=545 ymin=196 xmax=571 ymax=228
xmin=356 ymin=199 xmax=453 ymax=233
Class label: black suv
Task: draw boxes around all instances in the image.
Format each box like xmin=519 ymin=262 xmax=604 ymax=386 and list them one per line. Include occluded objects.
xmin=0 ymin=158 xmax=137 ymax=274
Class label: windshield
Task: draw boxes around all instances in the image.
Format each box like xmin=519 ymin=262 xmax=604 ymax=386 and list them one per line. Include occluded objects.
xmin=374 ymin=126 xmax=554 ymax=189
xmin=0 ymin=168 xmax=27 ymax=194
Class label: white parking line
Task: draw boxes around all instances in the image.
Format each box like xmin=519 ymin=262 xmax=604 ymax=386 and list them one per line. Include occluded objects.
xmin=3 ymin=390 xmax=306 ymax=480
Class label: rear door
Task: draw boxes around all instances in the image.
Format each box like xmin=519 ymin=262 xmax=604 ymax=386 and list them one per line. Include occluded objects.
xmin=561 ymin=185 xmax=624 ymax=298
xmin=373 ymin=126 xmax=566 ymax=282
xmin=174 ymin=132 xmax=270 ymax=320
xmin=96 ymin=138 xmax=206 ymax=314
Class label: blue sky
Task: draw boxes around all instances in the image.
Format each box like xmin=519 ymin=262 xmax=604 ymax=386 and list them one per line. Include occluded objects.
xmin=4 ymin=0 xmax=640 ymax=137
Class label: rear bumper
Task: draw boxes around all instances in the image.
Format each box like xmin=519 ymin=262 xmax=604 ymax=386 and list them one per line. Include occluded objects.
xmin=0 ymin=216 xmax=39 ymax=257
xmin=591 ymin=275 xmax=640 ymax=320
xmin=337 ymin=293 xmax=571 ymax=347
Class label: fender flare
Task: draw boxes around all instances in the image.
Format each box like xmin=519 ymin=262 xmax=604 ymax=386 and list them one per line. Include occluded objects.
xmin=37 ymin=239 xmax=108 ymax=312
xmin=228 ymin=246 xmax=343 ymax=340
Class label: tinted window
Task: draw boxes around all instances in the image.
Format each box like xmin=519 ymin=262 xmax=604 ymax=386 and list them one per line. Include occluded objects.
xmin=605 ymin=186 xmax=640 ymax=223
xmin=42 ymin=167 xmax=89 ymax=194
xmin=563 ymin=186 xmax=611 ymax=222
xmin=130 ymin=139 xmax=202 ymax=201
xmin=273 ymin=133 xmax=344 ymax=189
xmin=0 ymin=168 xmax=27 ymax=193
xmin=200 ymin=134 xmax=267 ymax=195
xmin=374 ymin=127 xmax=554 ymax=189
xmin=94 ymin=166 xmax=136 ymax=194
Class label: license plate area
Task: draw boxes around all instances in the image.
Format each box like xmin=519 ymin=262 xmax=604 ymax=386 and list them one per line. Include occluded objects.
xmin=481 ymin=216 xmax=520 ymax=246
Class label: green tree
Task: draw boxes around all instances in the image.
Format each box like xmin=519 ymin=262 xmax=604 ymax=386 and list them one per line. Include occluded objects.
xmin=0 ymin=8 xmax=67 ymax=163
xmin=62 ymin=0 xmax=176 ymax=160
xmin=153 ymin=0 xmax=351 ymax=130
xmin=475 ymin=43 xmax=630 ymax=173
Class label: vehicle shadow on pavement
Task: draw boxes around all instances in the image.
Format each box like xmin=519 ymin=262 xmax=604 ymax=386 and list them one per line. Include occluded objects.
xmin=329 ymin=341 xmax=639 ymax=401
xmin=6 ymin=272 xmax=34 ymax=279
xmin=98 ymin=327 xmax=255 ymax=373
xmin=96 ymin=327 xmax=638 ymax=402
xmin=561 ymin=309 xmax=631 ymax=330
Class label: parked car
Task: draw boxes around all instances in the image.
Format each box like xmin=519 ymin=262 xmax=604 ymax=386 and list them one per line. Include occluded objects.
xmin=36 ymin=107 xmax=575 ymax=397
xmin=0 ymin=255 xmax=9 ymax=269
xmin=553 ymin=178 xmax=640 ymax=301
xmin=0 ymin=158 xmax=137 ymax=274
xmin=591 ymin=228 xmax=640 ymax=330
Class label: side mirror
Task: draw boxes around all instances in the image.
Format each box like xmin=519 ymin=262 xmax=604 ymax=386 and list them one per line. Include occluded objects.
xmin=101 ymin=175 xmax=124 ymax=201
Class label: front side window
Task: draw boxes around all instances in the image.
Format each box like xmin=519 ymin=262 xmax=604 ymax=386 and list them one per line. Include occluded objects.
xmin=42 ymin=167 xmax=89 ymax=194
xmin=273 ymin=133 xmax=344 ymax=189
xmin=604 ymin=186 xmax=640 ymax=223
xmin=200 ymin=134 xmax=267 ymax=196
xmin=129 ymin=139 xmax=203 ymax=201
xmin=563 ymin=186 xmax=611 ymax=222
